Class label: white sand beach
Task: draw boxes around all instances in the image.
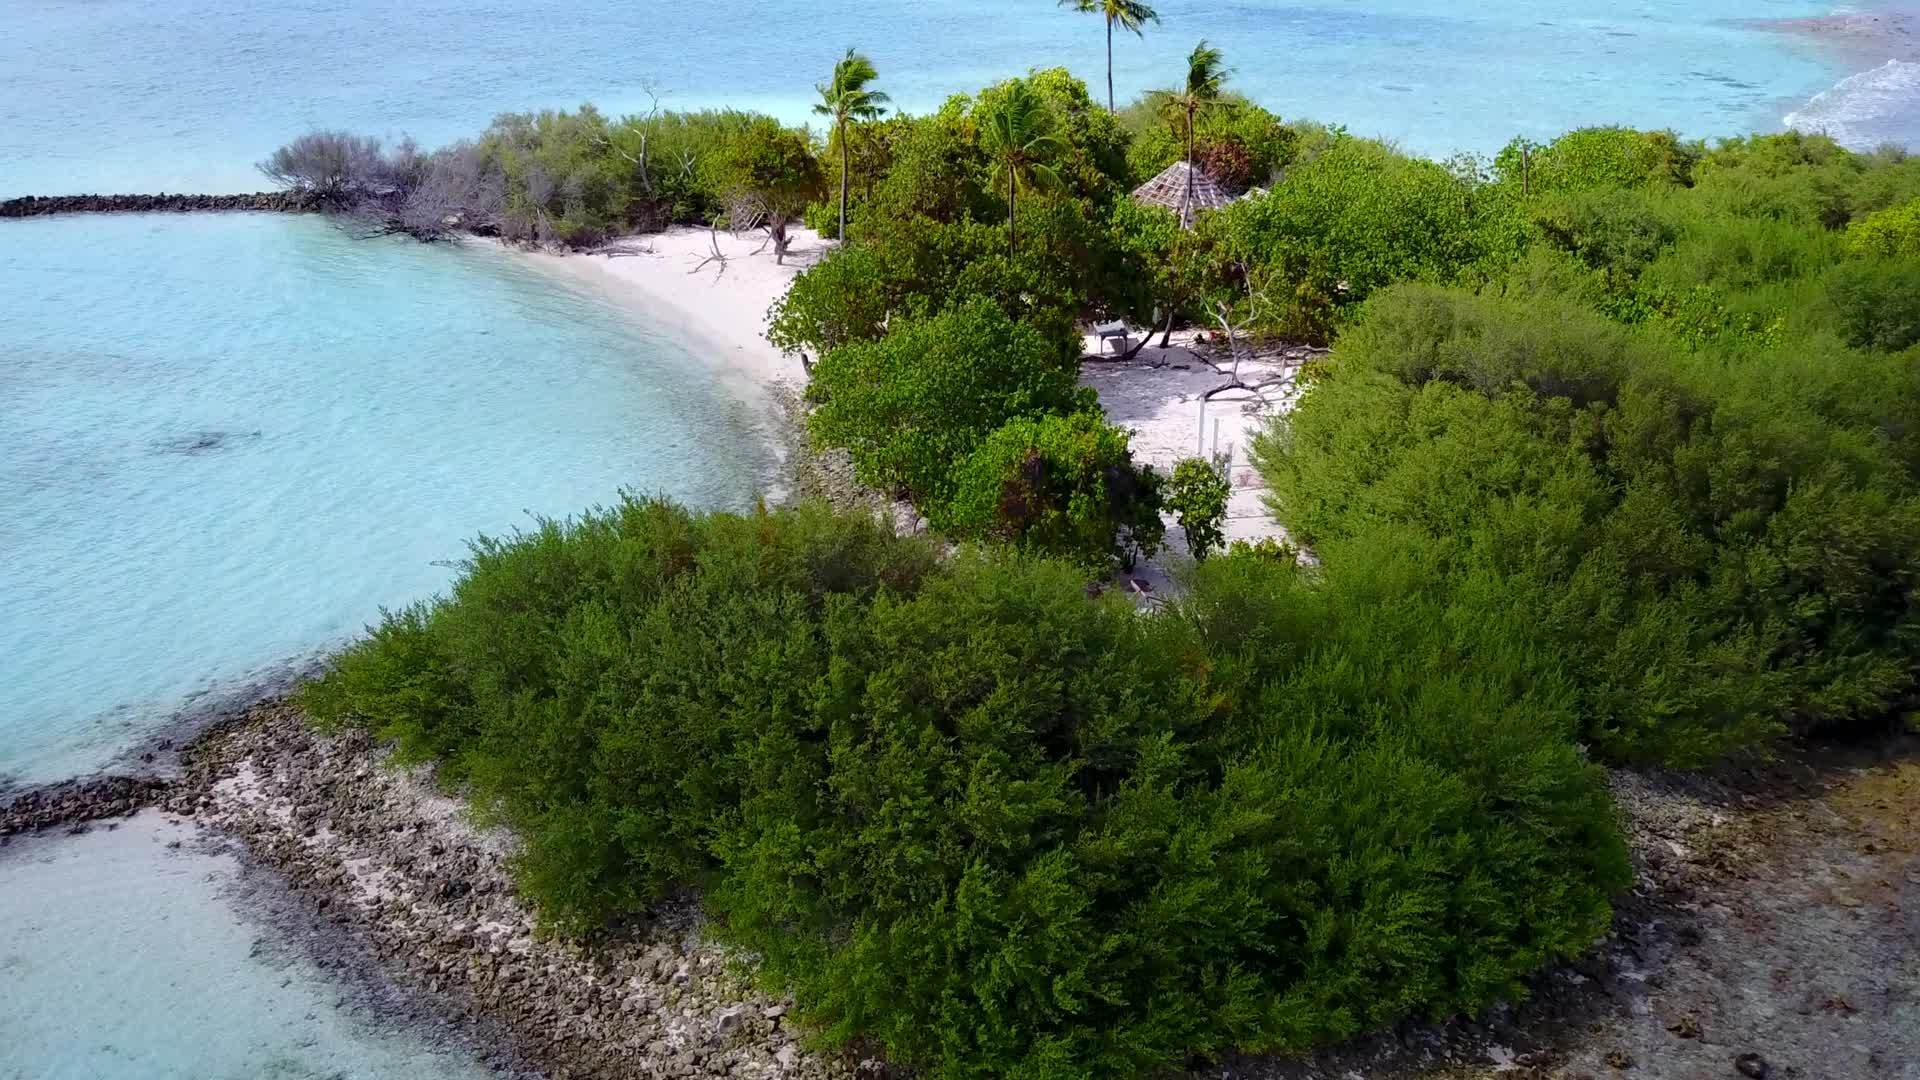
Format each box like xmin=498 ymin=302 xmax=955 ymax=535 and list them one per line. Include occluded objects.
xmin=519 ymin=225 xmax=829 ymax=401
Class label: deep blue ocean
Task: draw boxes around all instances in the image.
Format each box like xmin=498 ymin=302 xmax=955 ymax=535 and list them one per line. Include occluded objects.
xmin=0 ymin=2 xmax=1914 ymax=1077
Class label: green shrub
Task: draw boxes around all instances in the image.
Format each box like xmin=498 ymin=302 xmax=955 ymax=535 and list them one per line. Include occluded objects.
xmin=1257 ymin=283 xmax=1920 ymax=764
xmin=853 ymin=99 xmax=996 ymax=228
xmin=605 ymin=108 xmax=766 ymax=226
xmin=938 ymin=410 xmax=1165 ymax=573
xmin=974 ymin=67 xmax=1131 ymax=204
xmin=303 ymin=497 xmax=1629 ymax=1080
xmin=804 ymin=299 xmax=1088 ymax=502
xmin=1495 ymin=127 xmax=1698 ymax=194
xmin=1092 ymin=198 xmax=1187 ymax=328
xmin=1167 ymin=457 xmax=1231 ymax=560
xmin=298 ymin=496 xmax=943 ymax=921
xmin=1529 ymin=188 xmax=1682 ymax=278
xmin=1691 ymin=131 xmax=1920 ymax=228
xmin=770 ymin=215 xmax=1079 ymax=357
xmin=473 ymin=106 xmax=769 ymax=242
xmin=1822 ymin=258 xmax=1920 ymax=352
xmin=1847 ymin=196 xmax=1920 ymax=256
xmin=1196 ymin=136 xmax=1499 ymax=342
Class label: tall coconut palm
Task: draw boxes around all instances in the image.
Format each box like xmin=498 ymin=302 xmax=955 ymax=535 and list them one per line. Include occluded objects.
xmin=1059 ymin=0 xmax=1159 ymax=112
xmin=980 ymin=80 xmax=1069 ymax=256
xmin=1153 ymin=40 xmax=1230 ymax=206
xmin=812 ymin=48 xmax=890 ymax=244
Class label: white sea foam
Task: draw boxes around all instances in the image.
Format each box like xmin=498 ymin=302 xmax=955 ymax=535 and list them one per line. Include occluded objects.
xmin=1786 ymin=59 xmax=1920 ymax=149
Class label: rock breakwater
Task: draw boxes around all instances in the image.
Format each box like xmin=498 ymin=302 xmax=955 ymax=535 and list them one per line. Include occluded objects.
xmin=0 ymin=192 xmax=315 ymax=218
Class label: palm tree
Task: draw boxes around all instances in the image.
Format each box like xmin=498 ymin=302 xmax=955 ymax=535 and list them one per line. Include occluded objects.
xmin=1153 ymin=40 xmax=1229 ymax=206
xmin=1059 ymin=0 xmax=1159 ymax=112
xmin=980 ymin=79 xmax=1069 ymax=255
xmin=812 ymin=48 xmax=890 ymax=244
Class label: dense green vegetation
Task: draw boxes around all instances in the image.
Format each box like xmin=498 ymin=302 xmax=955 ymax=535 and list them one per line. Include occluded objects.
xmin=302 ymin=496 xmax=1627 ymax=1079
xmin=293 ymin=41 xmax=1920 ymax=1080
xmin=1252 ymin=129 xmax=1920 ymax=766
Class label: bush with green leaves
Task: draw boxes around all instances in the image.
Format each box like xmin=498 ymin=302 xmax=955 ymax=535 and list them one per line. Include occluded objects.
xmin=1193 ymin=135 xmax=1508 ymax=342
xmin=770 ymin=214 xmax=1081 ymax=358
xmin=803 ymin=299 xmax=1089 ymax=503
xmin=469 ymin=105 xmax=769 ymax=243
xmin=1167 ymin=457 xmax=1231 ymax=560
xmin=937 ymin=410 xmax=1166 ymax=572
xmin=1691 ymin=132 xmax=1920 ymax=229
xmin=1494 ymin=126 xmax=1699 ymax=194
xmin=301 ymin=496 xmax=1629 ymax=1080
xmin=1256 ymin=283 xmax=1920 ymax=765
xmin=1820 ymin=257 xmax=1920 ymax=352
xmin=711 ymin=117 xmax=826 ymax=262
xmin=974 ymin=67 xmax=1132 ymax=206
xmin=1847 ymin=196 xmax=1920 ymax=256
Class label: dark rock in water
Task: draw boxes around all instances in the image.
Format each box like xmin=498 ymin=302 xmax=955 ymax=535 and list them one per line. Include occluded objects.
xmin=0 ymin=192 xmax=317 ymax=218
xmin=1 ymin=774 xmax=172 ymax=837
xmin=155 ymin=430 xmax=263 ymax=456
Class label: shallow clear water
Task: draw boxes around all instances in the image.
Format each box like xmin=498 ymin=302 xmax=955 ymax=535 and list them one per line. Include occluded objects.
xmin=0 ymin=814 xmax=494 ymax=1080
xmin=0 ymin=0 xmax=1903 ymax=199
xmin=0 ymin=213 xmax=769 ymax=786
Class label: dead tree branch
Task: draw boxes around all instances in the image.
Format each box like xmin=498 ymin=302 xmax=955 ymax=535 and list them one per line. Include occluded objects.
xmin=690 ymin=222 xmax=730 ymax=278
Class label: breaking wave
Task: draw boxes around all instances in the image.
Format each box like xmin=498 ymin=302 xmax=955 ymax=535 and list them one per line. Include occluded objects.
xmin=1785 ymin=59 xmax=1920 ymax=150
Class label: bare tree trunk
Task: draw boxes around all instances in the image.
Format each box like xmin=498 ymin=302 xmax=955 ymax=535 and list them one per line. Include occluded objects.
xmin=1157 ymin=306 xmax=1175 ymax=348
xmin=1007 ymin=170 xmax=1017 ymax=256
xmin=838 ymin=119 xmax=850 ymax=243
xmin=1106 ymin=19 xmax=1115 ymax=112
xmin=1184 ymin=106 xmax=1198 ymax=225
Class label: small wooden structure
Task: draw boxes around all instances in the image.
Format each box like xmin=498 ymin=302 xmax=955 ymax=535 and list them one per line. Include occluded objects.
xmin=1129 ymin=160 xmax=1232 ymax=228
xmin=1093 ymin=320 xmax=1131 ymax=355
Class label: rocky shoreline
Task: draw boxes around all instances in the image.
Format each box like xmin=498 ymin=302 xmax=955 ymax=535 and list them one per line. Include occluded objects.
xmin=5 ymin=699 xmax=1911 ymax=1080
xmin=0 ymin=192 xmax=317 ymax=218
xmin=3 ymin=702 xmax=880 ymax=1080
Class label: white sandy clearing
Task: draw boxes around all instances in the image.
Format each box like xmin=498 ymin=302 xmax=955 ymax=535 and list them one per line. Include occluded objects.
xmin=1079 ymin=328 xmax=1314 ymax=594
xmin=516 ymin=226 xmax=829 ymax=404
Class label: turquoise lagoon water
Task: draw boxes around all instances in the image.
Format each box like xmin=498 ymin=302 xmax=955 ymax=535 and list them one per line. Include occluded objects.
xmin=2 ymin=0 xmax=1913 ymax=199
xmin=0 ymin=213 xmax=766 ymax=1077
xmin=1 ymin=212 xmax=769 ymax=787
xmin=0 ymin=815 xmax=497 ymax=1080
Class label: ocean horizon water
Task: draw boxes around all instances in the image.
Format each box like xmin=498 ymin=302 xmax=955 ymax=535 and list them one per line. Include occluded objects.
xmin=3 ymin=0 xmax=1916 ymax=199
xmin=2 ymin=2 xmax=1916 ymax=1077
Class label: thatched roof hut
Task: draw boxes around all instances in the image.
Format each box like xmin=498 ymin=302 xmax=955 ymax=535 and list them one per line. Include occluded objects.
xmin=1130 ymin=160 xmax=1232 ymax=227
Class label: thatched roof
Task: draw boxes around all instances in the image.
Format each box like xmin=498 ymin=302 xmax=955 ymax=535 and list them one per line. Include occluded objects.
xmin=1130 ymin=160 xmax=1231 ymax=227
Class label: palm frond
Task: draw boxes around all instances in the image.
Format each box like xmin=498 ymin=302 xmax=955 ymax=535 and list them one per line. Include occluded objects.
xmin=817 ymin=48 xmax=890 ymax=124
xmin=1185 ymin=39 xmax=1230 ymax=98
xmin=1109 ymin=0 xmax=1160 ymax=36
